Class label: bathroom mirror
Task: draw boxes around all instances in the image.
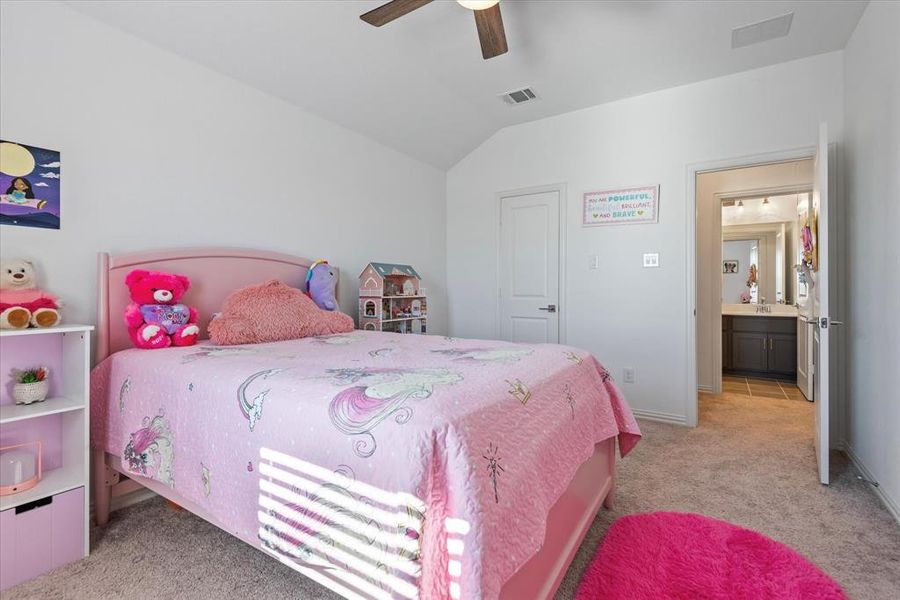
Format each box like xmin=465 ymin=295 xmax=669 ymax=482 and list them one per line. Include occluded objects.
xmin=721 ymin=193 xmax=811 ymax=305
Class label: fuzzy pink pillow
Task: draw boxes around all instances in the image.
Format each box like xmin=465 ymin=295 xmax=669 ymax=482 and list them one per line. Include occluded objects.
xmin=208 ymin=280 xmax=354 ymax=345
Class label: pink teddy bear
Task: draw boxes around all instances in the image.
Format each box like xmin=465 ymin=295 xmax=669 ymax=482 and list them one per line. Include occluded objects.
xmin=124 ymin=269 xmax=200 ymax=349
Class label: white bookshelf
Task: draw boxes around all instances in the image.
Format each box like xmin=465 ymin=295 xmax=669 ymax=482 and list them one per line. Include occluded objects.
xmin=0 ymin=324 xmax=95 ymax=338
xmin=0 ymin=465 xmax=85 ymax=512
xmin=0 ymin=324 xmax=92 ymax=557
xmin=0 ymin=396 xmax=85 ymax=425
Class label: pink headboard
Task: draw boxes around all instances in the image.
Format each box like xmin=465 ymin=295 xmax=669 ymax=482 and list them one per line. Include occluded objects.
xmin=96 ymin=247 xmax=338 ymax=361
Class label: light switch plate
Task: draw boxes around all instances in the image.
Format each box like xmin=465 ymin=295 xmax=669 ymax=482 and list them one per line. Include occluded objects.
xmin=589 ymin=255 xmax=600 ymax=270
xmin=623 ymin=368 xmax=635 ymax=383
xmin=643 ymin=253 xmax=659 ymax=268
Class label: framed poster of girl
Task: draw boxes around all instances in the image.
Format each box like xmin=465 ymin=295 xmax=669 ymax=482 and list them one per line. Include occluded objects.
xmin=0 ymin=140 xmax=61 ymax=229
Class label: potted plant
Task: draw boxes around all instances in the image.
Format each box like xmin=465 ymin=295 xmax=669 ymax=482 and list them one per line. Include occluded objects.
xmin=12 ymin=367 xmax=50 ymax=405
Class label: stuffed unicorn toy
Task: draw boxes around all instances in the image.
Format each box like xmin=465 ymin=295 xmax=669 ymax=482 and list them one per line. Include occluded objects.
xmin=305 ymin=260 xmax=338 ymax=311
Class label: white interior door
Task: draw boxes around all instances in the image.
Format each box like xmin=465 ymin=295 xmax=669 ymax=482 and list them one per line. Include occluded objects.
xmin=499 ymin=190 xmax=560 ymax=343
xmin=811 ymin=122 xmax=838 ymax=485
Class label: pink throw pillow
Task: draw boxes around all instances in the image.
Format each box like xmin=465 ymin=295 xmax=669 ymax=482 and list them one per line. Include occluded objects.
xmin=208 ymin=280 xmax=354 ymax=345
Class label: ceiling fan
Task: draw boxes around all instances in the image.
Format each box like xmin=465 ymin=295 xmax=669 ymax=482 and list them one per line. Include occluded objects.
xmin=361 ymin=0 xmax=508 ymax=60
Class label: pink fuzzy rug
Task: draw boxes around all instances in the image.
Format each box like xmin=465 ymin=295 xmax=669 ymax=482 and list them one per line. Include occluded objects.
xmin=576 ymin=512 xmax=846 ymax=600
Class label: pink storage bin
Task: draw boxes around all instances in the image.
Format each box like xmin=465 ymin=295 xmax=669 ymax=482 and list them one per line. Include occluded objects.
xmin=0 ymin=486 xmax=84 ymax=591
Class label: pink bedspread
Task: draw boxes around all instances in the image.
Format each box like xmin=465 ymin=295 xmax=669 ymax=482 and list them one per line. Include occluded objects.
xmin=91 ymin=331 xmax=640 ymax=599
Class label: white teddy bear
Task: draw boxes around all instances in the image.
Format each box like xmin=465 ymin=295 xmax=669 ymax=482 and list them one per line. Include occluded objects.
xmin=0 ymin=258 xmax=61 ymax=329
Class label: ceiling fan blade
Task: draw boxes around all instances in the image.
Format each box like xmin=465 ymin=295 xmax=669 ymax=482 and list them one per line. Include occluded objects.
xmin=473 ymin=3 xmax=508 ymax=59
xmin=360 ymin=0 xmax=433 ymax=27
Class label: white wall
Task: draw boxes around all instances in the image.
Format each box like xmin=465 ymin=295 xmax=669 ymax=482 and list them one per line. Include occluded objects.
xmin=843 ymin=0 xmax=900 ymax=519
xmin=447 ymin=53 xmax=843 ymax=423
xmin=0 ymin=1 xmax=448 ymax=335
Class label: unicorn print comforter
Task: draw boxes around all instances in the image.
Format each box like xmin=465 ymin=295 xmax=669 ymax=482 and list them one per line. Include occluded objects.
xmin=91 ymin=331 xmax=640 ymax=599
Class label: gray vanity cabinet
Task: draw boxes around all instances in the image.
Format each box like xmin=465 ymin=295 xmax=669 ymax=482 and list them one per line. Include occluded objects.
xmin=723 ymin=315 xmax=797 ymax=379
xmin=732 ymin=331 xmax=768 ymax=372
xmin=768 ymin=333 xmax=798 ymax=375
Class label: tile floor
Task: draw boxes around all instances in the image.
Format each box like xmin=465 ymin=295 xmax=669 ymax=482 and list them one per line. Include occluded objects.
xmin=722 ymin=375 xmax=809 ymax=401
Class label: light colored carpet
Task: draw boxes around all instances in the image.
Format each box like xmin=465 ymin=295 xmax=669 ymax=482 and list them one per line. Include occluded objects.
xmin=9 ymin=390 xmax=899 ymax=599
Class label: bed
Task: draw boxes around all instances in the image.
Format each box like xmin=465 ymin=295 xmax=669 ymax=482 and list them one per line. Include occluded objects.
xmin=90 ymin=247 xmax=640 ymax=600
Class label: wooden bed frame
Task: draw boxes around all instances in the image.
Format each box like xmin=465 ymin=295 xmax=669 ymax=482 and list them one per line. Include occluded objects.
xmin=92 ymin=247 xmax=616 ymax=600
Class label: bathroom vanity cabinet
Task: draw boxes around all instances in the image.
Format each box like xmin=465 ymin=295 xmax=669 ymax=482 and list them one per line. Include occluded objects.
xmin=723 ymin=315 xmax=797 ymax=380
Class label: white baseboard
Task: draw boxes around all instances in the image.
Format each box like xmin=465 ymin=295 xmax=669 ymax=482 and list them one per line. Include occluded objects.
xmin=632 ymin=408 xmax=688 ymax=426
xmin=843 ymin=443 xmax=900 ymax=524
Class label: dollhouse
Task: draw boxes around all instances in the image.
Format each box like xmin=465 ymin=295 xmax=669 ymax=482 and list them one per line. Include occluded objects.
xmin=359 ymin=262 xmax=427 ymax=334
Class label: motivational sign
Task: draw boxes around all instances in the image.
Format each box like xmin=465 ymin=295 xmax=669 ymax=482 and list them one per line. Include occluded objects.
xmin=583 ymin=185 xmax=659 ymax=226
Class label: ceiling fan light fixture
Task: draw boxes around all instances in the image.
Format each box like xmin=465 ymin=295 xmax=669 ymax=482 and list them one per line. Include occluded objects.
xmin=457 ymin=0 xmax=500 ymax=10
xmin=362 ymin=0 xmax=507 ymax=60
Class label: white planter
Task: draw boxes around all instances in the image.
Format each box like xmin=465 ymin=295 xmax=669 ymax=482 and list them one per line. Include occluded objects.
xmin=13 ymin=380 xmax=49 ymax=405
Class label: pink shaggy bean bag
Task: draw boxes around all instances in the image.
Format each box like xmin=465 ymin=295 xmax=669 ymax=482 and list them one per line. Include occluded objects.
xmin=576 ymin=512 xmax=846 ymax=600
xmin=208 ymin=279 xmax=353 ymax=345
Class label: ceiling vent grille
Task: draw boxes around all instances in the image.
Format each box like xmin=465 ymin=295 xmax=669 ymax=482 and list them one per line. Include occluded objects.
xmin=732 ymin=12 xmax=794 ymax=49
xmin=500 ymin=87 xmax=538 ymax=106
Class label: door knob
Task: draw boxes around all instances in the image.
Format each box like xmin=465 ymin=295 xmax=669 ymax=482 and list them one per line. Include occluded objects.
xmin=538 ymin=305 xmax=557 ymax=313
xmin=804 ymin=317 xmax=844 ymax=328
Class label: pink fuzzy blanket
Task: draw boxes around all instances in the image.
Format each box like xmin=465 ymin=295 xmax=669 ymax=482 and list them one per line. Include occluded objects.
xmin=208 ymin=279 xmax=353 ymax=345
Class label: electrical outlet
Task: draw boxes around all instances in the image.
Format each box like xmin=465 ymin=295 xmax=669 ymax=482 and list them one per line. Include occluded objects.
xmin=623 ymin=368 xmax=635 ymax=383
xmin=589 ymin=255 xmax=600 ymax=270
xmin=643 ymin=253 xmax=659 ymax=268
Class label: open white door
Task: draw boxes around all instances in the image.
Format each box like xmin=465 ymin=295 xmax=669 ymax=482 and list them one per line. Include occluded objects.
xmin=811 ymin=122 xmax=838 ymax=485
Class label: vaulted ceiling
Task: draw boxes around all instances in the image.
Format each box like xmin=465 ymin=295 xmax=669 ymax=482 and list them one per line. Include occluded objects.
xmin=66 ymin=1 xmax=867 ymax=168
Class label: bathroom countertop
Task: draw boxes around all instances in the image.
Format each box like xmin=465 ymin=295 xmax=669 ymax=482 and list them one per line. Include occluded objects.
xmin=722 ymin=304 xmax=800 ymax=318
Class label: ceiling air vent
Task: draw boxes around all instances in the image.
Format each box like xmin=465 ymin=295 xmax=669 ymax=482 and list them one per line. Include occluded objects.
xmin=500 ymin=87 xmax=538 ymax=106
xmin=732 ymin=12 xmax=794 ymax=49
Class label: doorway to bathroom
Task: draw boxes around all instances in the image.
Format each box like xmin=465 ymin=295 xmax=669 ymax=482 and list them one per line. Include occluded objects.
xmin=687 ymin=126 xmax=844 ymax=485
xmin=719 ymin=191 xmax=813 ymax=401
xmin=695 ymin=158 xmax=815 ymax=400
